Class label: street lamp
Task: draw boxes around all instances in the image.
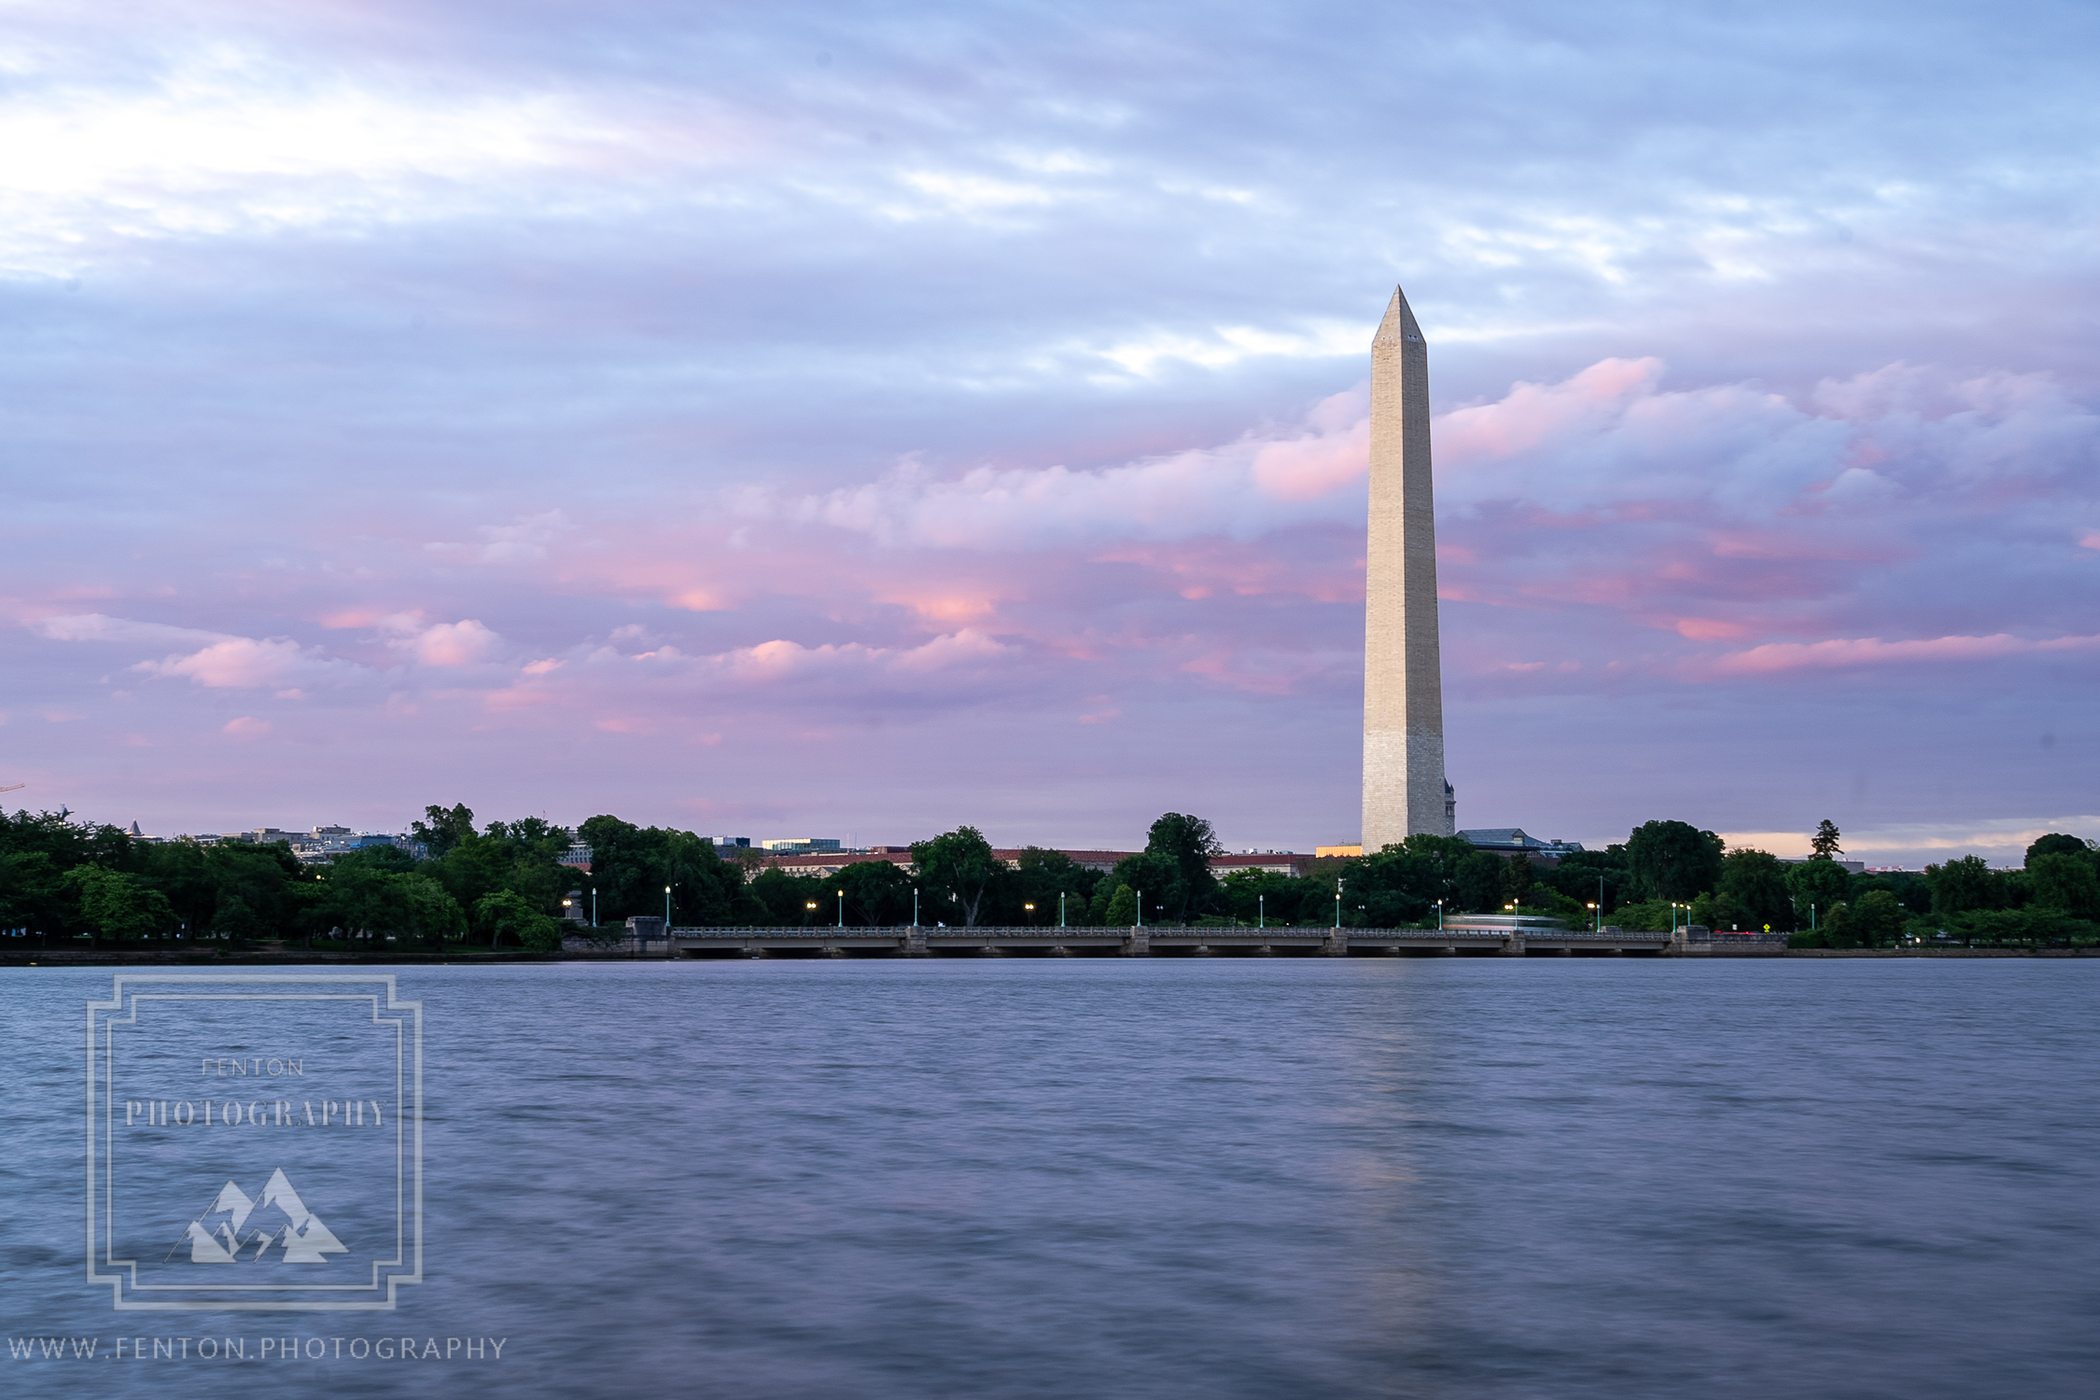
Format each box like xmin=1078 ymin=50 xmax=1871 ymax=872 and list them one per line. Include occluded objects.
xmin=590 ymin=885 xmax=597 ymax=928
xmin=1258 ymin=893 xmax=1265 ymax=930
xmin=804 ymin=899 xmax=819 ymax=927
xmin=1434 ymin=898 xmax=1444 ymax=931
xmin=1059 ymin=890 xmax=1067 ymax=928
xmin=1334 ymin=878 xmax=1342 ymax=930
xmin=664 ymin=884 xmax=672 ymax=957
xmin=1136 ymin=889 xmax=1143 ymax=929
xmin=912 ymin=885 xmax=920 ymax=929
xmin=1023 ymin=901 xmax=1035 ymax=925
xmin=1587 ymin=901 xmax=1600 ymax=933
xmin=836 ymin=888 xmax=845 ymax=928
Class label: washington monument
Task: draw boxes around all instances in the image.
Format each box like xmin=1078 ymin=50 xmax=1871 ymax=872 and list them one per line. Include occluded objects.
xmin=1362 ymin=284 xmax=1454 ymax=847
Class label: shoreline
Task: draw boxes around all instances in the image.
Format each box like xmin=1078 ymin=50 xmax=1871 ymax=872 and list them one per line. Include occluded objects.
xmin=1 ymin=946 xmax=2093 ymax=966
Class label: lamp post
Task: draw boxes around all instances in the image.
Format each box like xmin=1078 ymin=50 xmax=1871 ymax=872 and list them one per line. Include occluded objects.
xmin=590 ymin=885 xmax=597 ymax=928
xmin=1334 ymin=878 xmax=1342 ymax=930
xmin=1587 ymin=901 xmax=1600 ymax=933
xmin=1258 ymin=893 xmax=1265 ymax=930
xmin=837 ymin=888 xmax=845 ymax=928
xmin=1136 ymin=889 xmax=1143 ymax=929
xmin=912 ymin=886 xmax=920 ymax=929
xmin=1023 ymin=901 xmax=1035 ymax=925
xmin=1434 ymin=898 xmax=1444 ymax=931
xmin=1059 ymin=890 xmax=1067 ymax=928
xmin=663 ymin=884 xmax=672 ymax=957
xmin=804 ymin=899 xmax=818 ymax=926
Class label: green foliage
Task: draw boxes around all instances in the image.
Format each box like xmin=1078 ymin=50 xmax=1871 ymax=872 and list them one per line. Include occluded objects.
xmin=910 ymin=826 xmax=1000 ymax=926
xmin=2026 ymin=852 xmax=2100 ymax=919
xmin=1825 ymin=890 xmax=1906 ymax=948
xmin=410 ymin=803 xmax=477 ymax=860
xmin=1810 ymin=819 xmax=1844 ymax=860
xmin=1453 ymin=851 xmax=1504 ymax=913
xmin=1716 ymin=849 xmax=1793 ymax=931
xmin=2025 ymin=832 xmax=2095 ymax=866
xmin=310 ymin=860 xmax=464 ymax=944
xmin=837 ymin=859 xmax=914 ymax=925
xmin=1626 ymin=820 xmax=1725 ymax=902
xmin=1925 ymin=854 xmax=2008 ymax=917
xmin=474 ymin=890 xmax=561 ymax=951
xmin=1144 ymin=812 xmax=1222 ymax=921
xmin=1002 ymin=848 xmax=1099 ymax=924
xmin=576 ymin=815 xmax=742 ymax=926
xmin=1786 ymin=856 xmax=1852 ymax=923
xmin=1103 ymin=884 xmax=1138 ymax=926
xmin=1943 ymin=906 xmax=2100 ymax=946
xmin=63 ymin=867 xmax=177 ymax=941
xmin=1609 ymin=900 xmax=1679 ymax=932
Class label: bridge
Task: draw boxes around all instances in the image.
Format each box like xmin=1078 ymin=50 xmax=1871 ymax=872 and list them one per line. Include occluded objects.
xmin=593 ymin=921 xmax=1683 ymax=959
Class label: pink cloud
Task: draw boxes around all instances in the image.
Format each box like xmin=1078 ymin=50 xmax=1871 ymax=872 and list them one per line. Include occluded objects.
xmin=1714 ymin=632 xmax=2100 ymax=675
xmin=408 ymin=619 xmax=500 ymax=667
xmin=136 ymin=637 xmax=342 ymax=689
xmin=221 ymin=716 xmax=270 ymax=738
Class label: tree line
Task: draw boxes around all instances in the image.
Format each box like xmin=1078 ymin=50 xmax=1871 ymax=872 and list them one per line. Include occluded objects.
xmin=3 ymin=805 xmax=2096 ymax=950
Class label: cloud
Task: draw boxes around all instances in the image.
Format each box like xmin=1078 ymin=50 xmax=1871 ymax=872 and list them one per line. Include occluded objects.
xmin=426 ymin=512 xmax=570 ymax=566
xmin=747 ymin=388 xmax=1371 ymax=548
xmin=221 ymin=715 xmax=269 ymax=737
xmin=405 ymin=618 xmax=501 ymax=667
xmin=1714 ymin=632 xmax=2100 ymax=676
xmin=136 ymin=636 xmax=346 ymax=689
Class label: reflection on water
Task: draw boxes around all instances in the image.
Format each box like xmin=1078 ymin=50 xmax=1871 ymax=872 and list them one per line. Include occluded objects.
xmin=3 ymin=960 xmax=2097 ymax=1398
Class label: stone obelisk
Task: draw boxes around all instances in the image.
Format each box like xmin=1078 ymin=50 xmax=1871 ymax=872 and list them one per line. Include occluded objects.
xmin=1362 ymin=284 xmax=1453 ymax=847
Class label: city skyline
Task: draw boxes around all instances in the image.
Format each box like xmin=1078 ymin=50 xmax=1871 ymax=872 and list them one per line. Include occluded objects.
xmin=4 ymin=2 xmax=2097 ymax=867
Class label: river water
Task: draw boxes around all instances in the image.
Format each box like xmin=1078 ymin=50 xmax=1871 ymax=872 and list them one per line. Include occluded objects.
xmin=2 ymin=959 xmax=2095 ymax=1398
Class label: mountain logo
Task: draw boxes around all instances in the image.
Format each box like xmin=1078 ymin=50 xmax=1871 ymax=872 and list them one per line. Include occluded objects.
xmin=166 ymin=1169 xmax=348 ymax=1265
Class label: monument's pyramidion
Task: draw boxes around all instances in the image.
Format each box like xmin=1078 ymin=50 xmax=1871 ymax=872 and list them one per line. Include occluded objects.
xmin=1362 ymin=284 xmax=1453 ymax=847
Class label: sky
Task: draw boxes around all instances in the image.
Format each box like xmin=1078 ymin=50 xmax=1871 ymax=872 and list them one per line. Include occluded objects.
xmin=3 ymin=0 xmax=2096 ymax=867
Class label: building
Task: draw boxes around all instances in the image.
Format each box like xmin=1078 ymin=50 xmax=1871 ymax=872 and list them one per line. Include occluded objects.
xmin=758 ymin=837 xmax=842 ymax=853
xmin=1361 ymin=283 xmax=1455 ymax=846
xmin=1458 ymin=828 xmax=1586 ymax=861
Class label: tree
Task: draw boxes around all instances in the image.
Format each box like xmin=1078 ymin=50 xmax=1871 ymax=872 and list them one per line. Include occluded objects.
xmin=1005 ymin=848 xmax=1100 ymax=924
xmin=1626 ymin=820 xmax=1725 ymax=902
xmin=1826 ymin=890 xmax=1906 ymax=948
xmin=2027 ymin=852 xmax=2100 ymax=920
xmin=837 ymin=859 xmax=914 ymax=925
xmin=2025 ymin=833 xmax=2095 ymax=866
xmin=1104 ymin=884 xmax=1139 ymax=925
xmin=63 ymin=867 xmax=177 ymax=942
xmin=1716 ymin=850 xmax=1793 ymax=930
xmin=1785 ymin=857 xmax=1852 ymax=926
xmin=1925 ymin=855 xmax=2007 ymax=918
xmin=1453 ymin=851 xmax=1504 ymax=913
xmin=474 ymin=890 xmax=561 ymax=950
xmin=410 ymin=803 xmax=477 ymax=860
xmin=1144 ymin=813 xmax=1223 ymax=920
xmin=1810 ymin=819 xmax=1844 ymax=860
xmin=1107 ymin=851 xmax=1180 ymax=923
xmin=910 ymin=826 xmax=1000 ymax=926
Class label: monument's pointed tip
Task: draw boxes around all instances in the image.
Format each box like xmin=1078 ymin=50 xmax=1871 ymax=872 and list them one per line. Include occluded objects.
xmin=1373 ymin=283 xmax=1423 ymax=346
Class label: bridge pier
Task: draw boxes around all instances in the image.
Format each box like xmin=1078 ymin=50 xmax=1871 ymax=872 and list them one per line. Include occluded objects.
xmin=1122 ymin=927 xmax=1148 ymax=956
xmin=1502 ymin=933 xmax=1526 ymax=957
xmin=1321 ymin=932 xmax=1348 ymax=956
xmin=904 ymin=927 xmax=928 ymax=958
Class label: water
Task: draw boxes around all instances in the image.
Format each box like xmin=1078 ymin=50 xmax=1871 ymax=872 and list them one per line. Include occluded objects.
xmin=3 ymin=959 xmax=2096 ymax=1398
